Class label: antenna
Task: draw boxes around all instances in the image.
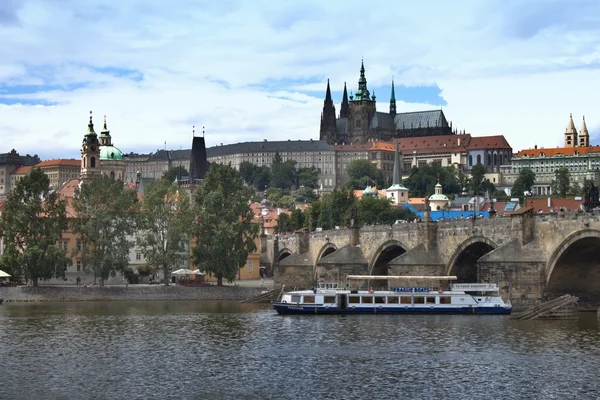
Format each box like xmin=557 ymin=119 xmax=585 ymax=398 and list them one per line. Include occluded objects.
xmin=164 ymin=141 xmax=166 ymax=150
xmin=203 ymin=126 xmax=205 ymax=137
xmin=192 ymin=125 xmax=195 ymax=136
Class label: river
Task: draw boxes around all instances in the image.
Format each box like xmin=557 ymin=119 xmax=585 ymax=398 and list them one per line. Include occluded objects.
xmin=1 ymin=301 xmax=599 ymax=399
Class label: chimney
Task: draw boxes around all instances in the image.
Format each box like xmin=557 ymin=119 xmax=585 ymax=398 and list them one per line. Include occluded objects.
xmin=457 ymin=138 xmax=461 ymax=146
xmin=548 ymin=197 xmax=551 ymax=208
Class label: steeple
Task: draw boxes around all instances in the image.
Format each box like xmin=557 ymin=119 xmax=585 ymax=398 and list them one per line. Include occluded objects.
xmin=81 ymin=111 xmax=100 ymax=182
xmin=99 ymin=114 xmax=112 ymax=146
xmin=319 ymin=79 xmax=337 ymax=144
xmin=564 ymin=113 xmax=578 ymax=148
xmin=353 ymin=59 xmax=372 ymax=101
xmin=340 ymin=81 xmax=349 ymax=118
xmin=392 ymin=141 xmax=401 ymax=185
xmin=389 ymin=79 xmax=397 ymax=116
xmin=579 ymin=115 xmax=590 ymax=147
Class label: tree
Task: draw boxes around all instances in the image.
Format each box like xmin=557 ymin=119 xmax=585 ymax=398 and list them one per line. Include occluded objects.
xmin=0 ymin=168 xmax=70 ymax=286
xmin=344 ymin=159 xmax=385 ymax=190
xmin=239 ymin=161 xmax=258 ymax=186
xmin=511 ymin=168 xmax=536 ymax=197
xmin=162 ymin=166 xmax=189 ymax=183
xmin=317 ymin=189 xmax=355 ymax=230
xmin=72 ymin=175 xmax=140 ymax=286
xmin=271 ymin=152 xmax=297 ymax=189
xmin=253 ymin=166 xmax=272 ymax=191
xmin=404 ymin=164 xmax=460 ymax=197
xmin=193 ymin=163 xmax=257 ymax=286
xmin=470 ymin=163 xmax=486 ymax=193
xmin=551 ymin=167 xmax=571 ymax=197
xmin=137 ymin=179 xmax=194 ymax=286
xmin=297 ymin=167 xmax=320 ymax=189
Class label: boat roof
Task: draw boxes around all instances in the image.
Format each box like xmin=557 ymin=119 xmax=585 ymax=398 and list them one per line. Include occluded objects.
xmin=346 ymin=275 xmax=458 ymax=280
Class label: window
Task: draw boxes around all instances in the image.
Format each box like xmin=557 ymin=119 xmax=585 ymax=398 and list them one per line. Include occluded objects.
xmin=76 ymin=240 xmax=82 ymax=251
xmin=90 ymin=157 xmax=96 ymax=168
xmin=76 ymin=261 xmax=81 ymax=272
xmin=469 ymin=155 xmax=472 ymax=166
xmin=62 ymin=240 xmax=68 ymax=250
xmin=476 ymin=155 xmax=481 ymax=165
xmin=136 ymin=252 xmax=141 ymax=261
xmin=303 ymin=295 xmax=315 ymax=304
xmin=247 ymin=261 xmax=253 ymax=272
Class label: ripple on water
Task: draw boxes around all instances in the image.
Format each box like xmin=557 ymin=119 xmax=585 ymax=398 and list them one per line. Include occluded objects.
xmin=1 ymin=303 xmax=600 ymax=399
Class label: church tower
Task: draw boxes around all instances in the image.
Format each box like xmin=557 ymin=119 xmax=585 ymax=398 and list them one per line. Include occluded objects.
xmin=389 ymin=79 xmax=397 ymax=117
xmin=80 ymin=111 xmax=101 ymax=181
xmin=99 ymin=114 xmax=112 ymax=146
xmin=564 ymin=113 xmax=578 ymax=148
xmin=340 ymin=82 xmax=349 ymax=118
xmin=319 ymin=79 xmax=338 ymax=144
xmin=348 ymin=60 xmax=377 ymax=144
xmin=579 ymin=116 xmax=590 ymax=147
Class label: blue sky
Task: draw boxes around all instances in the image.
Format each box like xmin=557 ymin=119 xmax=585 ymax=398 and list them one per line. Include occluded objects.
xmin=1 ymin=0 xmax=600 ymax=159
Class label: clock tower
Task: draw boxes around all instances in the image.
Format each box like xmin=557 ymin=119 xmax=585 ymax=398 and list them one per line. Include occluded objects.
xmin=80 ymin=111 xmax=101 ymax=182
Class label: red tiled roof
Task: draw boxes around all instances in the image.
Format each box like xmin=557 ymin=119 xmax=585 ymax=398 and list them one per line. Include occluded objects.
xmin=13 ymin=165 xmax=33 ymax=174
xmin=523 ymin=198 xmax=583 ymax=213
xmin=36 ymin=159 xmax=80 ymax=167
xmin=465 ymin=135 xmax=512 ymax=150
xmin=393 ymin=134 xmax=470 ymax=153
xmin=57 ymin=179 xmax=143 ymax=217
xmin=516 ymin=146 xmax=600 ymax=158
xmin=249 ymin=202 xmax=291 ymax=229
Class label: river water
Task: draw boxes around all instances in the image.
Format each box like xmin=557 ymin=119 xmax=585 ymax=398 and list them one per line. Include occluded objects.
xmin=1 ymin=301 xmax=599 ymax=400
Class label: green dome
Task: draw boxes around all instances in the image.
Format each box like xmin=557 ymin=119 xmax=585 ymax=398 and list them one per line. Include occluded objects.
xmin=100 ymin=145 xmax=123 ymax=161
xmin=429 ymin=193 xmax=449 ymax=201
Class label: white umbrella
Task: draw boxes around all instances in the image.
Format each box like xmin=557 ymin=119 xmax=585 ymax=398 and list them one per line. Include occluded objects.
xmin=0 ymin=269 xmax=11 ymax=278
xmin=172 ymin=268 xmax=195 ymax=275
xmin=191 ymin=269 xmax=206 ymax=275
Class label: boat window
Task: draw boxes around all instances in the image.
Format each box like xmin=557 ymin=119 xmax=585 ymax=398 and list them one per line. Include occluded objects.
xmin=303 ymin=295 xmax=315 ymax=304
xmin=413 ymin=296 xmax=425 ymax=304
xmin=324 ymin=296 xmax=335 ymax=303
xmin=400 ymin=297 xmax=411 ymax=304
xmin=375 ymin=296 xmax=386 ymax=304
xmin=426 ymin=297 xmax=435 ymax=304
xmin=388 ymin=296 xmax=399 ymax=304
xmin=361 ymin=296 xmax=373 ymax=304
xmin=291 ymin=295 xmax=301 ymax=303
xmin=439 ymin=296 xmax=451 ymax=304
xmin=348 ymin=296 xmax=360 ymax=304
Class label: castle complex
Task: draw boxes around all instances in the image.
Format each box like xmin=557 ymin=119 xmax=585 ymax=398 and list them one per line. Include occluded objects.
xmin=319 ymin=61 xmax=453 ymax=145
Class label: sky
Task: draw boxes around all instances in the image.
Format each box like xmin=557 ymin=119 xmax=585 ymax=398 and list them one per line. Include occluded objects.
xmin=2 ymin=0 xmax=600 ymax=160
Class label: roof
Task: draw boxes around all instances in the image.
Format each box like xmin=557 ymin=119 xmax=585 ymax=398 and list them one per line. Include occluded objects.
xmin=353 ymin=187 xmax=386 ymax=200
xmin=523 ymin=197 xmax=584 ymax=213
xmin=336 ymin=118 xmax=348 ymax=135
xmin=465 ymin=135 xmax=512 ymax=150
xmin=408 ymin=198 xmax=426 ymax=205
xmin=100 ymin=146 xmax=124 ymax=161
xmin=249 ymin=202 xmax=290 ymax=229
xmin=13 ymin=165 xmax=33 ymax=174
xmin=393 ymin=134 xmax=470 ymax=154
xmin=515 ymin=146 xmax=600 ymax=158
xmin=147 ymin=149 xmax=192 ymax=162
xmin=36 ymin=159 xmax=80 ymax=167
xmin=393 ymin=110 xmax=449 ymax=130
xmin=207 ymin=140 xmax=334 ymax=158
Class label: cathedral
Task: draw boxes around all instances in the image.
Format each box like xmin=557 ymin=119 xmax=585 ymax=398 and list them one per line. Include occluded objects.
xmin=319 ymin=61 xmax=454 ymax=145
xmin=80 ymin=111 xmax=125 ymax=181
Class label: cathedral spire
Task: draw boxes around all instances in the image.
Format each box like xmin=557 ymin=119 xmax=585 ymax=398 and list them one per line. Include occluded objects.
xmin=340 ymin=81 xmax=349 ymax=118
xmin=325 ymin=79 xmax=332 ymax=103
xmin=319 ymin=79 xmax=337 ymax=144
xmin=353 ymin=59 xmax=371 ymax=101
xmin=564 ymin=113 xmax=578 ymax=148
xmin=87 ymin=111 xmax=96 ymax=135
xmin=389 ymin=79 xmax=397 ymax=116
xmin=579 ymin=115 xmax=590 ymax=147
xmin=100 ymin=114 xmax=111 ymax=146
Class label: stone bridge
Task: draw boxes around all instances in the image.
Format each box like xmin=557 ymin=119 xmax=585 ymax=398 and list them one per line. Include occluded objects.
xmin=262 ymin=212 xmax=600 ymax=308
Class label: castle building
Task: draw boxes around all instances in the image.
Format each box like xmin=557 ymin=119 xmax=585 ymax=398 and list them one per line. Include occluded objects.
xmin=319 ymin=61 xmax=453 ymax=145
xmin=501 ymin=114 xmax=597 ymax=195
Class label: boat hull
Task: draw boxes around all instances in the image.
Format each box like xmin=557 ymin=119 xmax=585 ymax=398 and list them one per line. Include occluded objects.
xmin=272 ymin=303 xmax=511 ymax=315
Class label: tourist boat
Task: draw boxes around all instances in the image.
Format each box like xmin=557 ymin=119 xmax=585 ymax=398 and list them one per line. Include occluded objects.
xmin=272 ymin=276 xmax=512 ymax=315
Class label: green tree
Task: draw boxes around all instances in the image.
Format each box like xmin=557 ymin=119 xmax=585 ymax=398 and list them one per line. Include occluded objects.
xmin=317 ymin=189 xmax=355 ymax=229
xmin=470 ymin=163 xmax=486 ymax=193
xmin=511 ymin=167 xmax=536 ymax=197
xmin=293 ymin=186 xmax=318 ymax=203
xmin=278 ymin=195 xmax=296 ymax=210
xmin=137 ymin=179 xmax=194 ymax=286
xmin=405 ymin=164 xmax=460 ymax=197
xmin=271 ymin=152 xmax=297 ymax=189
xmin=193 ymin=163 xmax=257 ymax=286
xmin=0 ymin=168 xmax=70 ymax=286
xmin=253 ymin=166 xmax=271 ymax=191
xmin=162 ymin=166 xmax=189 ymax=183
xmin=357 ymin=196 xmax=391 ymax=225
xmin=551 ymin=167 xmax=571 ymax=197
xmin=72 ymin=175 xmax=140 ymax=286
xmin=344 ymin=159 xmax=385 ymax=190
xmin=297 ymin=167 xmax=320 ymax=189
xmin=239 ymin=161 xmax=258 ymax=186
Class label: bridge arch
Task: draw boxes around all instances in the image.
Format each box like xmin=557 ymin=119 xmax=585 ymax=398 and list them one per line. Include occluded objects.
xmin=369 ymin=240 xmax=408 ymax=276
xmin=446 ymin=236 xmax=497 ymax=282
xmin=277 ymin=248 xmax=292 ymax=263
xmin=315 ymin=243 xmax=338 ymax=264
xmin=545 ymin=229 xmax=600 ymax=302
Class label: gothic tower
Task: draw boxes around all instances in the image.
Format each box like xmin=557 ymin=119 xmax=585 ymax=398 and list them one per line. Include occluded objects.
xmin=99 ymin=114 xmax=112 ymax=146
xmin=319 ymin=79 xmax=337 ymax=144
xmin=340 ymin=82 xmax=349 ymax=118
xmin=579 ymin=116 xmax=590 ymax=147
xmin=389 ymin=80 xmax=397 ymax=117
xmin=80 ymin=111 xmax=101 ymax=181
xmin=564 ymin=113 xmax=578 ymax=148
xmin=348 ymin=60 xmax=377 ymax=144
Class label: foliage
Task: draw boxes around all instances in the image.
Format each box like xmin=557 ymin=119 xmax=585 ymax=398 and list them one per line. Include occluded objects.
xmin=253 ymin=166 xmax=272 ymax=191
xmin=123 ymin=267 xmax=138 ymax=284
xmin=239 ymin=161 xmax=257 ymax=186
xmin=278 ymin=195 xmax=296 ymax=210
xmin=192 ymin=163 xmax=257 ymax=286
xmin=271 ymin=152 xmax=297 ymax=189
xmin=356 ymin=196 xmax=415 ymax=225
xmin=344 ymin=159 xmax=385 ymax=190
xmin=297 ymin=166 xmax=320 ymax=189
xmin=493 ymin=190 xmax=510 ymax=201
xmin=162 ymin=166 xmax=189 ymax=183
xmin=405 ymin=164 xmax=460 ymax=197
xmin=511 ymin=168 xmax=536 ymax=197
xmin=266 ymin=187 xmax=283 ymax=204
xmin=137 ymin=179 xmax=194 ymax=286
xmin=317 ymin=189 xmax=355 ymax=230
xmin=551 ymin=167 xmax=571 ymax=197
xmin=293 ymin=186 xmax=318 ymax=203
xmin=0 ymin=168 xmax=70 ymax=286
xmin=72 ymin=175 xmax=140 ymax=286
xmin=470 ymin=163 xmax=486 ymax=193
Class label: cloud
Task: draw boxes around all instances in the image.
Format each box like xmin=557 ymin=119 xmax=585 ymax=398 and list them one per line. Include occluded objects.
xmin=1 ymin=0 xmax=600 ymax=161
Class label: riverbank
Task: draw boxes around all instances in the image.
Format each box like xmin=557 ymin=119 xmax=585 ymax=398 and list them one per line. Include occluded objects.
xmin=0 ymin=285 xmax=269 ymax=302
